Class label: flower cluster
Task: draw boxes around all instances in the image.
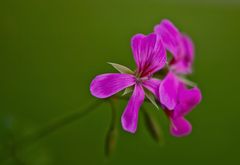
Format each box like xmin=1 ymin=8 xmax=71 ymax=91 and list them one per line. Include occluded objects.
xmin=90 ymin=19 xmax=202 ymax=137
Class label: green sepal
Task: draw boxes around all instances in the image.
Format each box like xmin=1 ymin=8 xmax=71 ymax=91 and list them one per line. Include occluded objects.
xmin=145 ymin=90 xmax=159 ymax=110
xmin=108 ymin=62 xmax=134 ymax=74
xmin=122 ymin=87 xmax=133 ymax=96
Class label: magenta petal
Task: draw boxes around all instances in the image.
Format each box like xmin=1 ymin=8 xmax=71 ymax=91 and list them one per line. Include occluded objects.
xmin=131 ymin=34 xmax=145 ymax=71
xmin=121 ymin=85 xmax=145 ymax=133
xmin=142 ymin=78 xmax=161 ymax=99
xmin=159 ymin=72 xmax=180 ymax=110
xmin=171 ymin=35 xmax=195 ymax=74
xmin=131 ymin=33 xmax=166 ymax=76
xmin=154 ymin=19 xmax=181 ymax=58
xmin=170 ymin=117 xmax=192 ymax=137
xmin=90 ymin=73 xmax=135 ymax=98
xmin=174 ymin=85 xmax=202 ymax=118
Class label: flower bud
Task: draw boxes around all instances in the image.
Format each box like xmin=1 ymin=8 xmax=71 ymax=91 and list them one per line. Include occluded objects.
xmin=105 ymin=127 xmax=118 ymax=157
xmin=143 ymin=108 xmax=164 ymax=144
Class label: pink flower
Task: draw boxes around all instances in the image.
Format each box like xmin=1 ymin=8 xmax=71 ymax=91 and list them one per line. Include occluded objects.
xmin=154 ymin=19 xmax=194 ymax=74
xmin=90 ymin=33 xmax=166 ymax=133
xmin=154 ymin=19 xmax=202 ymax=137
xmin=160 ymin=72 xmax=202 ymax=137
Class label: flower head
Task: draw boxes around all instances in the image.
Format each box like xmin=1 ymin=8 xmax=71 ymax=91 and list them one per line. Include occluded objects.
xmin=154 ymin=19 xmax=194 ymax=74
xmin=90 ymin=19 xmax=202 ymax=137
xmin=90 ymin=33 xmax=166 ymax=133
xmin=154 ymin=19 xmax=202 ymax=137
xmin=161 ymin=72 xmax=202 ymax=137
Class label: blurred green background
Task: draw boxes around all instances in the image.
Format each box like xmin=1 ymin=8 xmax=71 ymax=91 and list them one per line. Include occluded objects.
xmin=1 ymin=0 xmax=240 ymax=164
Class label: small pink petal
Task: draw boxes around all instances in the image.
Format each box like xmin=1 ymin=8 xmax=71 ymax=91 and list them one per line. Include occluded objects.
xmin=131 ymin=34 xmax=145 ymax=71
xmin=174 ymin=84 xmax=202 ymax=118
xmin=159 ymin=72 xmax=180 ymax=110
xmin=90 ymin=73 xmax=135 ymax=98
xmin=121 ymin=84 xmax=145 ymax=133
xmin=131 ymin=33 xmax=166 ymax=76
xmin=154 ymin=19 xmax=181 ymax=59
xmin=170 ymin=117 xmax=192 ymax=137
xmin=142 ymin=78 xmax=161 ymax=99
xmin=171 ymin=35 xmax=195 ymax=74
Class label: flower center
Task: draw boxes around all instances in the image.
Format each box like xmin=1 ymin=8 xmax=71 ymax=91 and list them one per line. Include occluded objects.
xmin=135 ymin=76 xmax=149 ymax=84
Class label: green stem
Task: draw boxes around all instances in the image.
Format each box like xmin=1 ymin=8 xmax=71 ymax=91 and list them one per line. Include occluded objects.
xmin=1 ymin=95 xmax=142 ymax=163
xmin=109 ymin=98 xmax=118 ymax=129
xmin=1 ymin=100 xmax=104 ymax=164
xmin=17 ymin=99 xmax=103 ymax=148
xmin=105 ymin=98 xmax=118 ymax=157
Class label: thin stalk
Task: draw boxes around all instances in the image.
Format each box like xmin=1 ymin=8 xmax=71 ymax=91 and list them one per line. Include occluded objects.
xmin=109 ymin=98 xmax=118 ymax=129
xmin=142 ymin=106 xmax=165 ymax=145
xmin=17 ymin=100 xmax=103 ymax=148
xmin=1 ymin=100 xmax=104 ymax=164
xmin=105 ymin=98 xmax=118 ymax=157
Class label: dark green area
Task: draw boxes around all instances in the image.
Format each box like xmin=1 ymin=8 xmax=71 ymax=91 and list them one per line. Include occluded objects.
xmin=1 ymin=0 xmax=240 ymax=164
